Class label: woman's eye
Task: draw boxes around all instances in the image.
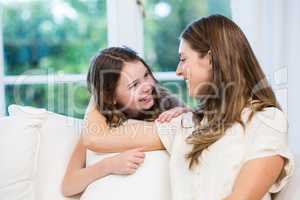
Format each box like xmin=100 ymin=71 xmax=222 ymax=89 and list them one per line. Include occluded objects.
xmin=144 ymin=72 xmax=150 ymax=78
xmin=179 ymin=58 xmax=186 ymax=62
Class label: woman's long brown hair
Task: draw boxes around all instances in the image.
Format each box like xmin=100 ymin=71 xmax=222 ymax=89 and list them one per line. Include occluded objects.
xmin=181 ymin=15 xmax=281 ymax=169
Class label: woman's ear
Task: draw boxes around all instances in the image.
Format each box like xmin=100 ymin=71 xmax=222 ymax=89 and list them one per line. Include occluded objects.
xmin=207 ymin=50 xmax=212 ymax=65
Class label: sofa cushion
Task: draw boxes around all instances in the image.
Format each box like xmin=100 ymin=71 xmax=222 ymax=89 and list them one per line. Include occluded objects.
xmin=8 ymin=105 xmax=83 ymax=200
xmin=80 ymin=150 xmax=171 ymax=200
xmin=0 ymin=116 xmax=43 ymax=200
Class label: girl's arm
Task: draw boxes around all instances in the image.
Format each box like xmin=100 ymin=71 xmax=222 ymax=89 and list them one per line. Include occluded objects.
xmin=82 ymin=108 xmax=165 ymax=153
xmin=62 ymin=137 xmax=145 ymax=197
xmin=61 ymin=137 xmax=109 ymax=197
xmin=224 ymin=155 xmax=285 ymax=200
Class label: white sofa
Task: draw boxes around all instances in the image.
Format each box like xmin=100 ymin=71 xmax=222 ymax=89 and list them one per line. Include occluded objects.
xmin=0 ymin=105 xmax=171 ymax=200
xmin=0 ymin=104 xmax=299 ymax=200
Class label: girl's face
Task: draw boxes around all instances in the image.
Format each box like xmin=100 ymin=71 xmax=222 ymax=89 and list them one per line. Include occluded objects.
xmin=176 ymin=39 xmax=213 ymax=97
xmin=115 ymin=61 xmax=155 ymax=114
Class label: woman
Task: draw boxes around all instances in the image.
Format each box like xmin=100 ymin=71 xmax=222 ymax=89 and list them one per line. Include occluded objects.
xmin=83 ymin=15 xmax=294 ymax=200
xmin=62 ymin=46 xmax=187 ymax=197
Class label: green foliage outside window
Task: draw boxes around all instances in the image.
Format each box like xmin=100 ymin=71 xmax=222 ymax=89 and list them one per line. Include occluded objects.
xmin=144 ymin=0 xmax=231 ymax=71
xmin=3 ymin=0 xmax=107 ymax=75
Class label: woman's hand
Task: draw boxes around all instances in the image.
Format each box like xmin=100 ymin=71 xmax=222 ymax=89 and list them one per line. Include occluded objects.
xmin=156 ymin=107 xmax=191 ymax=123
xmin=104 ymin=148 xmax=145 ymax=175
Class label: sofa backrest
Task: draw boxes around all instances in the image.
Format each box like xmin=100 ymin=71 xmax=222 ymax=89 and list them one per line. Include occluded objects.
xmin=8 ymin=105 xmax=83 ymax=200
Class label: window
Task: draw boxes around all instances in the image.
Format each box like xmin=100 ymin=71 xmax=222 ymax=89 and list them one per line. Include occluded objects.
xmin=1 ymin=0 xmax=107 ymax=118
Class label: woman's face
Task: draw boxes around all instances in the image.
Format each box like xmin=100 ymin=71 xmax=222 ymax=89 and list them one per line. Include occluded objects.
xmin=176 ymin=39 xmax=213 ymax=97
xmin=115 ymin=61 xmax=155 ymax=114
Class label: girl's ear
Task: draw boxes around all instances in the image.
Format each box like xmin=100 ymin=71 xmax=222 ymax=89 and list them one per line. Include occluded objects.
xmin=113 ymin=94 xmax=118 ymax=105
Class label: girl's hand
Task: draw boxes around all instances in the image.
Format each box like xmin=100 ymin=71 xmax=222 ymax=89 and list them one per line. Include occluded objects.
xmin=105 ymin=148 xmax=145 ymax=175
xmin=156 ymin=107 xmax=191 ymax=123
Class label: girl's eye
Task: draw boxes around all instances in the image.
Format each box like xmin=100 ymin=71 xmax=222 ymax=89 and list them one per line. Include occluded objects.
xmin=130 ymin=82 xmax=139 ymax=89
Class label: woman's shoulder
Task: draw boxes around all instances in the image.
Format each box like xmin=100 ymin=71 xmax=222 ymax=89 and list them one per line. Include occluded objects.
xmin=160 ymin=112 xmax=194 ymax=129
xmin=155 ymin=112 xmax=194 ymax=131
xmin=84 ymin=96 xmax=97 ymax=119
xmin=244 ymin=107 xmax=287 ymax=134
xmin=181 ymin=112 xmax=194 ymax=128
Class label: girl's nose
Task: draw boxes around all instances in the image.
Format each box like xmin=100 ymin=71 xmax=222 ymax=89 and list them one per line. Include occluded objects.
xmin=142 ymin=80 xmax=154 ymax=93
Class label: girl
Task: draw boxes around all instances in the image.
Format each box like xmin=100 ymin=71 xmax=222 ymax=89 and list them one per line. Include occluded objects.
xmin=62 ymin=46 xmax=186 ymax=197
xmin=83 ymin=15 xmax=294 ymax=200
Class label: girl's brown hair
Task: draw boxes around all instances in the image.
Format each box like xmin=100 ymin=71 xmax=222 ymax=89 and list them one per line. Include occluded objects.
xmin=181 ymin=15 xmax=281 ymax=169
xmin=87 ymin=46 xmax=182 ymax=127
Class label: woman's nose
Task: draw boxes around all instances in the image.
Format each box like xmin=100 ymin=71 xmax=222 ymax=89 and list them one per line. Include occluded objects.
xmin=176 ymin=63 xmax=183 ymax=76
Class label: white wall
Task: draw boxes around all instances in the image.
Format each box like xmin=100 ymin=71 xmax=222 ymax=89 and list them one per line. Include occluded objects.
xmin=231 ymin=0 xmax=300 ymax=153
xmin=285 ymin=0 xmax=300 ymax=154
